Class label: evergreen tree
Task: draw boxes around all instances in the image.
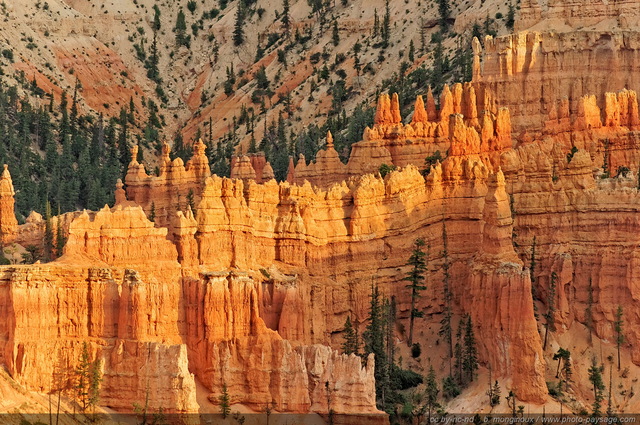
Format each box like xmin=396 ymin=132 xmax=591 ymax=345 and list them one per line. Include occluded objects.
xmin=219 ymin=383 xmax=231 ymax=418
xmin=404 ymin=238 xmax=427 ymax=346
xmin=256 ymin=66 xmax=269 ymax=89
xmin=88 ymin=356 xmax=102 ymax=411
xmin=614 ymin=305 xmax=624 ymax=371
xmin=372 ymin=9 xmax=379 ymax=38
xmin=332 ymin=20 xmax=340 ymax=46
xmin=382 ymin=0 xmax=390 ymax=48
xmin=342 ymin=315 xmax=359 ymax=355
xmin=588 ymin=357 xmax=605 ymax=417
xmin=363 ymin=284 xmax=388 ymax=407
xmin=543 ymin=272 xmax=557 ymax=350
xmin=486 ymin=373 xmax=501 ymax=408
xmin=233 ymin=6 xmax=245 ymax=46
xmin=174 ymin=9 xmax=188 ymax=47
xmin=439 ymin=222 xmax=453 ymax=371
xmin=409 ymin=40 xmax=415 ymax=62
xmin=75 ymin=342 xmax=100 ymax=412
xmin=55 ymin=216 xmax=66 ymax=257
xmin=586 ymin=277 xmax=594 ymax=344
xmin=43 ymin=201 xmax=54 ymax=261
xmin=506 ymin=3 xmax=516 ymax=30
xmin=152 ymin=4 xmax=161 ymax=31
xmin=462 ymin=315 xmax=478 ymax=384
xmin=438 ymin=0 xmax=451 ymax=29
xmin=281 ymin=0 xmax=291 ymax=34
xmin=76 ymin=342 xmax=92 ymax=411
xmin=425 ymin=365 xmax=440 ymax=423
xmin=353 ymin=42 xmax=362 ymax=77
xmin=453 ymin=318 xmax=464 ymax=384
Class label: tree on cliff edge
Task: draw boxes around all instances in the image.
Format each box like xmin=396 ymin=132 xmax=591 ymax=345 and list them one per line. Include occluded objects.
xmin=404 ymin=238 xmax=427 ymax=347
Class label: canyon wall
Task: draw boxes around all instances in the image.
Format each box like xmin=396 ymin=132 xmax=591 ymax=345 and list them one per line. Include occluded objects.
xmin=0 ymin=204 xmax=379 ymax=416
xmin=474 ymin=27 xmax=640 ymax=134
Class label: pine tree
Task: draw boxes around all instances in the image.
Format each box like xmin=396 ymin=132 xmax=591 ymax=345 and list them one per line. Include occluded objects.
xmin=88 ymin=357 xmax=102 ymax=411
xmin=75 ymin=342 xmax=93 ymax=411
xmin=363 ymin=284 xmax=388 ymax=407
xmin=372 ymin=9 xmax=379 ymax=38
xmin=588 ymin=357 xmax=605 ymax=417
xmin=404 ymin=238 xmax=427 ymax=346
xmin=43 ymin=200 xmax=54 ymax=261
xmin=332 ymin=20 xmax=340 ymax=46
xmin=506 ymin=2 xmax=515 ymax=30
xmin=614 ymin=305 xmax=624 ymax=371
xmin=281 ymin=0 xmax=291 ymax=34
xmin=453 ymin=318 xmax=464 ymax=384
xmin=439 ymin=222 xmax=453 ymax=372
xmin=174 ymin=9 xmax=188 ymax=47
xmin=382 ymin=0 xmax=390 ymax=48
xmin=152 ymin=4 xmax=161 ymax=31
xmin=408 ymin=40 xmax=415 ymax=62
xmin=55 ymin=217 xmax=66 ymax=257
xmin=462 ymin=314 xmax=478 ymax=384
xmin=586 ymin=277 xmax=594 ymax=344
xmin=438 ymin=0 xmax=451 ymax=29
xmin=425 ymin=365 xmax=440 ymax=423
xmin=353 ymin=42 xmax=362 ymax=77
xmin=219 ymin=383 xmax=231 ymax=418
xmin=419 ymin=18 xmax=427 ymax=54
xmin=543 ymin=272 xmax=557 ymax=350
xmin=342 ymin=316 xmax=359 ymax=355
xmin=233 ymin=6 xmax=245 ymax=46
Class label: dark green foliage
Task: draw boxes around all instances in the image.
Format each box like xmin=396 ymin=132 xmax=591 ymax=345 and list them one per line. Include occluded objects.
xmin=615 ymin=166 xmax=630 ymax=178
xmin=462 ymin=315 xmax=478 ymax=383
xmin=614 ymin=306 xmax=624 ymax=370
xmin=389 ymin=363 xmax=423 ymax=390
xmin=75 ymin=342 xmax=101 ymax=412
xmin=439 ymin=222 xmax=453 ymax=368
xmin=442 ymin=375 xmax=461 ymax=399
xmin=586 ymin=277 xmax=594 ymax=344
xmin=553 ymin=348 xmax=572 ymax=391
xmin=219 ymin=383 xmax=231 ymax=418
xmin=281 ymin=0 xmax=290 ymax=33
xmin=363 ymin=284 xmax=388 ymax=404
xmin=174 ymin=9 xmax=190 ymax=47
xmin=233 ymin=6 xmax=245 ymax=46
xmin=382 ymin=0 xmax=390 ymax=48
xmin=342 ymin=315 xmax=359 ymax=355
xmin=187 ymin=0 xmax=197 ymax=13
xmin=404 ymin=238 xmax=427 ymax=346
xmin=506 ymin=3 xmax=516 ymax=30
xmin=567 ymin=146 xmax=578 ymax=163
xmin=602 ymin=139 xmax=611 ymax=178
xmin=543 ymin=272 xmax=558 ymax=350
xmin=332 ymin=21 xmax=340 ymax=46
xmin=423 ymin=150 xmax=443 ymax=175
xmin=411 ymin=343 xmax=421 ymax=358
xmin=425 ymin=365 xmax=441 ymax=421
xmin=438 ymin=0 xmax=451 ymax=29
xmin=378 ymin=163 xmax=397 ymax=178
xmin=487 ymin=380 xmax=501 ymax=407
xmin=588 ymin=357 xmax=605 ymax=417
xmin=256 ymin=66 xmax=269 ymax=89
